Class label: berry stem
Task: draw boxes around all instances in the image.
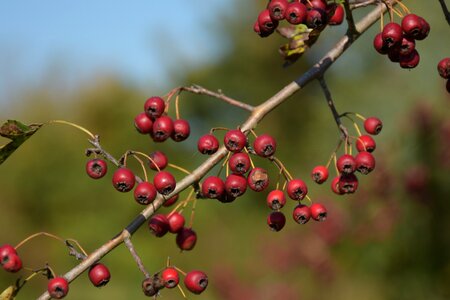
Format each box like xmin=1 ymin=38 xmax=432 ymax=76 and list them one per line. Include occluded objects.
xmin=168 ymin=163 xmax=191 ymax=175
xmin=131 ymin=154 xmax=149 ymax=182
xmin=47 ymin=120 xmax=96 ymax=140
xmin=129 ymin=150 xmax=161 ymax=172
xmin=123 ymin=234 xmax=150 ymax=278
xmin=15 ymin=232 xmax=65 ymax=250
xmin=169 ymin=188 xmax=195 ymax=216
xmin=270 ymin=156 xmax=293 ymax=181
xmin=173 ymin=266 xmax=187 ymax=276
xmin=177 ymin=284 xmax=188 ymax=299
xmin=175 ymin=93 xmax=181 ymax=120
xmin=188 ymin=197 xmax=198 ymax=228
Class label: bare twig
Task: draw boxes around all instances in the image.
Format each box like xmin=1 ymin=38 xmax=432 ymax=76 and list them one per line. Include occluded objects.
xmin=349 ymin=0 xmax=378 ymax=10
xmin=438 ymin=0 xmax=450 ymax=25
xmin=124 ymin=235 xmax=150 ymax=278
xmin=344 ymin=0 xmax=358 ymax=38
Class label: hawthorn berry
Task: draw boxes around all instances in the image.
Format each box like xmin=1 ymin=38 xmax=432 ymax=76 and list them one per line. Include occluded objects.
xmin=267 ymin=211 xmax=286 ymax=232
xmin=184 ymin=270 xmax=208 ymax=295
xmin=86 ymin=158 xmax=108 ymax=179
xmin=399 ymin=49 xmax=420 ymax=69
xmin=176 ymin=227 xmax=197 ymax=251
xmin=197 ymin=134 xmax=219 ymax=155
xmin=438 ymin=57 xmax=450 ymax=79
xmin=355 ymin=151 xmax=376 ymax=175
xmin=287 ymin=178 xmax=308 ymax=200
xmin=134 ymin=112 xmax=153 ymax=134
xmin=416 ymin=17 xmax=430 ymax=40
xmin=310 ymin=203 xmax=327 ymax=222
xmin=306 ymin=0 xmax=327 ymax=11
xmin=88 ymin=263 xmax=111 ymax=287
xmin=247 ymin=167 xmax=270 ymax=192
xmin=257 ymin=9 xmax=278 ymax=36
xmin=144 ymin=96 xmax=165 ymax=119
xmin=338 ymin=173 xmax=359 ymax=194
xmin=356 ymin=135 xmax=376 ymax=152
xmin=228 ymin=152 xmax=251 ymax=175
xmin=311 ymin=165 xmax=329 ymax=184
xmin=364 ymin=117 xmax=383 ymax=135
xmin=331 ymin=176 xmax=344 ymax=195
xmin=152 ymin=115 xmax=174 ymax=142
xmin=163 ymin=194 xmax=179 ymax=207
xmin=112 ymin=167 xmax=136 ymax=192
xmin=148 ymin=150 xmax=168 ymax=171
xmin=382 ymin=22 xmax=403 ymax=48
xmin=224 ymin=129 xmax=247 ymax=152
xmin=268 ymin=0 xmax=289 ymax=21
xmin=285 ymin=2 xmax=307 ymax=25
xmin=398 ymin=36 xmax=416 ymax=57
xmin=336 ymin=154 xmax=356 ymax=175
xmin=1 ymin=244 xmax=22 ymax=273
xmin=134 ymin=181 xmax=157 ymax=205
xmin=253 ymin=134 xmax=277 ymax=157
xmin=142 ymin=275 xmax=164 ymax=297
xmin=167 ymin=212 xmax=185 ymax=233
xmin=171 ymin=119 xmax=191 ymax=142
xmin=201 ymin=176 xmax=226 ymax=199
xmin=292 ymin=204 xmax=311 ymax=224
xmin=161 ymin=267 xmax=179 ymax=288
xmin=373 ymin=33 xmax=389 ymax=55
xmin=224 ymin=174 xmax=247 ymax=198
xmin=266 ymin=189 xmax=286 ymax=210
xmin=153 ymin=171 xmax=176 ymax=195
xmin=0 ymin=244 xmax=17 ymax=263
xmin=306 ymin=8 xmax=326 ymax=29
xmin=148 ymin=214 xmax=170 ymax=237
xmin=47 ymin=277 xmax=69 ymax=299
xmin=328 ymin=3 xmax=344 ymax=26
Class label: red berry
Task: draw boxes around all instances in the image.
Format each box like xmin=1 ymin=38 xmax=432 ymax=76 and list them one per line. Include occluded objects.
xmin=327 ymin=3 xmax=344 ymax=26
xmin=306 ymin=8 xmax=326 ymax=29
xmin=336 ymin=154 xmax=356 ymax=175
xmin=311 ymin=165 xmax=329 ymax=184
xmin=306 ymin=0 xmax=327 ymax=11
xmin=167 ymin=212 xmax=185 ymax=233
xmin=148 ymin=150 xmax=168 ymax=170
xmin=88 ymin=263 xmax=111 ymax=287
xmin=438 ymin=57 xmax=450 ymax=79
xmin=228 ymin=152 xmax=251 ymax=175
xmin=224 ymin=129 xmax=247 ymax=153
xmin=331 ymin=176 xmax=345 ymax=195
xmin=292 ymin=204 xmax=311 ymax=224
xmin=266 ymin=189 xmax=286 ymax=210
xmin=373 ymin=33 xmax=389 ymax=55
xmin=163 ymin=194 xmax=179 ymax=207
xmin=201 ymin=176 xmax=225 ymax=199
xmin=268 ymin=0 xmax=289 ymax=21
xmin=47 ymin=277 xmax=69 ymax=299
xmin=0 ymin=244 xmax=17 ymax=262
xmin=197 ymin=134 xmax=219 ymax=155
xmin=86 ymin=158 xmax=108 ymax=179
xmin=247 ymin=167 xmax=269 ymax=192
xmin=257 ymin=9 xmax=278 ymax=35
xmin=398 ymin=36 xmax=416 ymax=57
xmin=356 ymin=135 xmax=376 ymax=152
xmin=401 ymin=14 xmax=429 ymax=40
xmin=161 ymin=267 xmax=179 ymax=288
xmin=134 ymin=181 xmax=157 ymax=205
xmin=399 ymin=49 xmax=420 ymax=69
xmin=176 ymin=227 xmax=197 ymax=251
xmin=152 ymin=115 xmax=174 ymax=142
xmin=285 ymin=2 xmax=307 ymax=25
xmin=171 ymin=119 xmax=191 ymax=142
xmin=153 ymin=171 xmax=176 ymax=195
xmin=112 ymin=168 xmax=136 ymax=192
xmin=144 ymin=96 xmax=165 ymax=119
xmin=338 ymin=173 xmax=359 ymax=194
xmin=355 ymin=151 xmax=376 ymax=175
xmin=310 ymin=203 xmax=327 ymax=222
xmin=184 ymin=270 xmax=208 ymax=294
xmin=224 ymin=174 xmax=247 ymax=198
xmin=416 ymin=17 xmax=430 ymax=40
xmin=287 ymin=179 xmax=308 ymax=200
xmin=148 ymin=214 xmax=169 ymax=237
xmin=267 ymin=211 xmax=286 ymax=232
xmin=134 ymin=112 xmax=153 ymax=134
xmin=1 ymin=249 xmax=22 ymax=273
xmin=364 ymin=117 xmax=383 ymax=135
xmin=253 ymin=134 xmax=277 ymax=157
xmin=382 ymin=22 xmax=403 ymax=48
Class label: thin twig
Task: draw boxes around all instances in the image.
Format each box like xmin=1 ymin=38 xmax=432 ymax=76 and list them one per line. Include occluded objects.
xmin=343 ymin=0 xmax=358 ymax=38
xmin=438 ymin=0 xmax=450 ymax=25
xmin=124 ymin=235 xmax=150 ymax=279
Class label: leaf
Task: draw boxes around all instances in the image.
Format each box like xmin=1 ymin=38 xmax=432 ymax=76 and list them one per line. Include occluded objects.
xmin=0 ymin=285 xmax=16 ymax=300
xmin=0 ymin=120 xmax=43 ymax=165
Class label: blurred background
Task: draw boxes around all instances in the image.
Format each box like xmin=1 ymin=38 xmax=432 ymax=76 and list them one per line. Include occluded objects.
xmin=1 ymin=1 xmax=450 ymax=299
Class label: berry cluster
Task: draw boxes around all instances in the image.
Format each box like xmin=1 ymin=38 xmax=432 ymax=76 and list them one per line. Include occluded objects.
xmin=373 ymin=13 xmax=430 ymax=69
xmin=254 ymin=0 xmax=344 ymax=37
xmin=437 ymin=57 xmax=450 ymax=93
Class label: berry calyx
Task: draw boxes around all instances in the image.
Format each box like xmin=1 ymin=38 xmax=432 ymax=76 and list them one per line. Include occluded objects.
xmin=153 ymin=171 xmax=176 ymax=195
xmin=197 ymin=134 xmax=219 ymax=155
xmin=47 ymin=277 xmax=69 ymax=299
xmin=364 ymin=117 xmax=383 ymax=135
xmin=144 ymin=96 xmax=165 ymax=119
xmin=112 ymin=167 xmax=136 ymax=192
xmin=176 ymin=227 xmax=197 ymax=251
xmin=184 ymin=270 xmax=208 ymax=295
xmin=253 ymin=134 xmax=277 ymax=157
xmin=266 ymin=189 xmax=286 ymax=210
xmin=86 ymin=158 xmax=108 ymax=179
xmin=148 ymin=214 xmax=170 ymax=237
xmin=134 ymin=112 xmax=153 ymax=134
xmin=172 ymin=119 xmax=191 ymax=142
xmin=134 ymin=181 xmax=157 ymax=205
xmin=311 ymin=165 xmax=329 ymax=184
xmin=310 ymin=203 xmax=327 ymax=222
xmin=247 ymin=167 xmax=270 ymax=192
xmin=161 ymin=267 xmax=179 ymax=289
xmin=201 ymin=176 xmax=225 ymax=199
xmin=287 ymin=179 xmax=308 ymax=200
xmin=224 ymin=129 xmax=247 ymax=152
xmin=267 ymin=211 xmax=286 ymax=232
xmin=167 ymin=212 xmax=185 ymax=233
xmin=142 ymin=275 xmax=164 ymax=297
xmin=292 ymin=204 xmax=311 ymax=224
xmin=88 ymin=263 xmax=111 ymax=287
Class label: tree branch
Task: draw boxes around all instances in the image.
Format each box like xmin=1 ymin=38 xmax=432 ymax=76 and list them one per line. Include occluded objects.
xmin=438 ymin=0 xmax=450 ymax=25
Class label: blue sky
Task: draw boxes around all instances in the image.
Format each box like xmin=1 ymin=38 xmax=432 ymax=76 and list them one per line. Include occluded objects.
xmin=0 ymin=1 xmax=235 ymax=104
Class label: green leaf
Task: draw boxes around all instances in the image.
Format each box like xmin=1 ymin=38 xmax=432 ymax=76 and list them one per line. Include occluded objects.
xmin=0 ymin=120 xmax=43 ymax=165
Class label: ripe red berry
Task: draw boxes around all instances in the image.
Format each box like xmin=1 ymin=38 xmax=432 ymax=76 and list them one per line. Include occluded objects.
xmin=144 ymin=96 xmax=165 ymax=119
xmin=356 ymin=135 xmax=376 ymax=152
xmin=398 ymin=36 xmax=416 ymax=57
xmin=224 ymin=174 xmax=247 ymax=198
xmin=134 ymin=112 xmax=153 ymax=134
xmin=257 ymin=9 xmax=278 ymax=35
xmin=88 ymin=263 xmax=111 ymax=287
xmin=148 ymin=150 xmax=168 ymax=170
xmin=310 ymin=203 xmax=327 ymax=222
xmin=285 ymin=2 xmax=307 ymax=25
xmin=197 ymin=134 xmax=219 ymax=155
xmin=416 ymin=17 xmax=430 ymax=40
xmin=112 ymin=168 xmax=136 ymax=192
xmin=201 ymin=176 xmax=225 ymax=199
xmin=267 ymin=211 xmax=286 ymax=232
xmin=268 ymin=0 xmax=289 ymax=21
xmin=163 ymin=194 xmax=179 ymax=207
xmin=47 ymin=277 xmax=69 ymax=299
xmin=253 ymin=134 xmax=277 ymax=157
xmin=287 ymin=179 xmax=308 ymax=200
xmin=152 ymin=115 xmax=174 ymax=142
xmin=364 ymin=117 xmax=383 ymax=135
xmin=331 ymin=176 xmax=345 ymax=195
xmin=167 ymin=212 xmax=185 ymax=233
xmin=134 ymin=181 xmax=157 ymax=205
xmin=1 ymin=244 xmax=22 ymax=273
xmin=401 ymin=14 xmax=429 ymax=40
xmin=306 ymin=8 xmax=326 ymax=29
xmin=228 ymin=152 xmax=251 ymax=175
xmin=373 ymin=33 xmax=389 ymax=55
xmin=176 ymin=227 xmax=197 ymax=251
xmin=153 ymin=171 xmax=176 ymax=195
xmin=292 ymin=204 xmax=311 ymax=224
xmin=399 ymin=49 xmax=420 ymax=69
xmin=171 ymin=119 xmax=191 ymax=142
xmin=336 ymin=154 xmax=356 ymax=175
xmin=438 ymin=57 xmax=450 ymax=79
xmin=86 ymin=158 xmax=108 ymax=179
xmin=306 ymin=0 xmax=327 ymax=11
xmin=311 ymin=165 xmax=329 ymax=184
xmin=148 ymin=214 xmax=169 ymax=237
xmin=247 ymin=167 xmax=270 ymax=192
xmin=338 ymin=173 xmax=359 ymax=194
xmin=327 ymin=3 xmax=344 ymax=25
xmin=184 ymin=270 xmax=208 ymax=294
xmin=266 ymin=189 xmax=286 ymax=210
xmin=224 ymin=129 xmax=247 ymax=152
xmin=0 ymin=244 xmax=17 ymax=263
xmin=382 ymin=22 xmax=403 ymax=48
xmin=355 ymin=151 xmax=376 ymax=175
xmin=161 ymin=267 xmax=179 ymax=288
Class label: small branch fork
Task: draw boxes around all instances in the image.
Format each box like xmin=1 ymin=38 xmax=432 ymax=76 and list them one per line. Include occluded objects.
xmin=37 ymin=3 xmax=394 ymax=299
